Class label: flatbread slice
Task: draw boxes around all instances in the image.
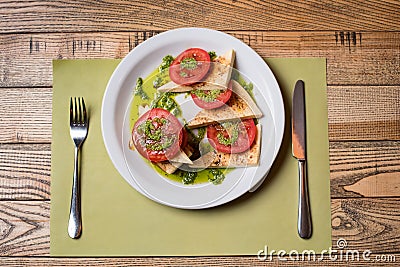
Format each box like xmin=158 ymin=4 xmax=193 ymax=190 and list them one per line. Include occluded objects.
xmin=187 ymin=80 xmax=262 ymax=128
xmin=157 ymin=49 xmax=236 ymax=93
xmin=153 ymin=144 xmax=194 ymax=174
xmin=188 ymin=125 xmax=261 ymax=168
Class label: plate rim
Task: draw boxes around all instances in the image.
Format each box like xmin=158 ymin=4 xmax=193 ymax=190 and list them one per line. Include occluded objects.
xmin=101 ymin=27 xmax=285 ymax=209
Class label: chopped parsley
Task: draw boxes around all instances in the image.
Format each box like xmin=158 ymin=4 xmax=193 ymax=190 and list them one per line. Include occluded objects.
xmin=153 ymin=76 xmax=163 ymax=88
xmin=180 ymin=57 xmax=198 ymax=70
xmin=159 ymin=55 xmax=174 ymax=72
xmin=134 ymin=77 xmax=149 ymax=100
xmin=208 ymin=169 xmax=225 ymax=185
xmin=180 ymin=171 xmax=198 ymax=185
xmin=136 ymin=118 xmax=176 ymax=151
xmin=217 ymin=121 xmax=240 ymax=146
xmin=153 ymin=55 xmax=174 ymax=88
xmin=150 ymin=92 xmax=181 ymax=117
xmin=179 ymin=71 xmax=188 ymax=78
xmin=191 ymin=89 xmax=222 ymax=102
xmin=146 ymin=136 xmax=175 ymax=151
xmin=208 ymin=51 xmax=217 ymax=61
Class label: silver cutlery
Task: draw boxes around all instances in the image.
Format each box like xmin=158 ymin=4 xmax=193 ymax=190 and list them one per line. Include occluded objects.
xmin=292 ymin=80 xmax=312 ymax=239
xmin=68 ymin=97 xmax=88 ymax=239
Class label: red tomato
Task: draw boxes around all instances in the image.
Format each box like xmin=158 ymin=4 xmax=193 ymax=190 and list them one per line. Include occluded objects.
xmin=169 ymin=48 xmax=211 ymax=85
xmin=207 ymin=119 xmax=256 ymax=154
xmin=132 ymin=108 xmax=183 ymax=162
xmin=191 ymin=81 xmax=233 ymax=109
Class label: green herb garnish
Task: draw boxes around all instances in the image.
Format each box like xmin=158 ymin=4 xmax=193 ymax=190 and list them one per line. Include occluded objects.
xmin=180 ymin=57 xmax=197 ymax=70
xmin=159 ymin=55 xmax=174 ymax=72
xmin=208 ymin=51 xmax=217 ymax=61
xmin=181 ymin=171 xmax=198 ymax=185
xmin=134 ymin=77 xmax=149 ymax=100
xmin=192 ymin=89 xmax=222 ymax=102
xmin=208 ymin=169 xmax=225 ymax=185
xmin=217 ymin=121 xmax=240 ymax=145
xmin=150 ymin=92 xmax=181 ymax=117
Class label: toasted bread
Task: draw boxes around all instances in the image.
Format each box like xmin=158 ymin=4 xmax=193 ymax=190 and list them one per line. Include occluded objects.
xmin=188 ymin=124 xmax=261 ymax=168
xmin=186 ymin=80 xmax=262 ymax=128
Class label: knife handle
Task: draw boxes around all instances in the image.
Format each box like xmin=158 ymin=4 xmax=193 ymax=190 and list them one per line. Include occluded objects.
xmin=298 ymin=160 xmax=312 ymax=239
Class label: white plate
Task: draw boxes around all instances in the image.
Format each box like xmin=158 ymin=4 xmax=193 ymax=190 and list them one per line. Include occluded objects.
xmin=101 ymin=28 xmax=284 ymax=209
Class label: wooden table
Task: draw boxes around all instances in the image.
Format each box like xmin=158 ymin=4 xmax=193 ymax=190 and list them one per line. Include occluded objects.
xmin=0 ymin=1 xmax=399 ymax=266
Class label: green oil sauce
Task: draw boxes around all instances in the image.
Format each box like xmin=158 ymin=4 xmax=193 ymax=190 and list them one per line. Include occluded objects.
xmin=152 ymin=164 xmax=232 ymax=186
xmin=129 ymin=68 xmax=172 ymax=129
xmin=129 ymin=67 xmax=230 ymax=186
xmin=128 ymin=55 xmax=251 ymax=186
xmin=231 ymin=69 xmax=254 ymax=99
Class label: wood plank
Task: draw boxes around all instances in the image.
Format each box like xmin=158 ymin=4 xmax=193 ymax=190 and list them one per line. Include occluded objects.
xmin=330 ymin=141 xmax=400 ymax=198
xmin=0 ymin=255 xmax=398 ymax=266
xmin=0 ymin=141 xmax=398 ymax=200
xmin=0 ymin=198 xmax=400 ymax=256
xmin=0 ymin=144 xmax=50 ymax=200
xmin=328 ymin=86 xmax=400 ymax=140
xmin=0 ymin=85 xmax=398 ymax=143
xmin=331 ymin=198 xmax=400 ymax=253
xmin=0 ymin=140 xmax=399 ymax=200
xmin=0 ymin=31 xmax=399 ymax=87
xmin=0 ymin=201 xmax=49 ymax=256
xmin=0 ymin=0 xmax=399 ymax=33
xmin=0 ymin=87 xmax=52 ymax=143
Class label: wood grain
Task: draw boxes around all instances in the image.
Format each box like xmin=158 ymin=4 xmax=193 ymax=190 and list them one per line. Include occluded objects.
xmin=331 ymin=198 xmax=400 ymax=253
xmin=0 ymin=144 xmax=50 ymax=200
xmin=0 ymin=141 xmax=397 ymax=201
xmin=0 ymin=199 xmax=399 ymax=256
xmin=0 ymin=255 xmax=398 ymax=266
xmin=0 ymin=0 xmax=399 ymax=33
xmin=0 ymin=201 xmax=49 ymax=256
xmin=0 ymin=85 xmax=398 ymax=143
xmin=0 ymin=87 xmax=52 ymax=143
xmin=0 ymin=0 xmax=399 ymax=265
xmin=0 ymin=141 xmax=398 ymax=200
xmin=330 ymin=141 xmax=400 ymax=198
xmin=1 ymin=31 xmax=399 ymax=87
xmin=328 ymin=86 xmax=400 ymax=140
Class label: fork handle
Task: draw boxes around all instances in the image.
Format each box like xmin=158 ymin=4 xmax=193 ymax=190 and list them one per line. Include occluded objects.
xmin=68 ymin=146 xmax=82 ymax=239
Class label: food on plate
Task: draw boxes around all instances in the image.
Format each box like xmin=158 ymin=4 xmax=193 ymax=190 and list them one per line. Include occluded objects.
xmin=132 ymin=108 xmax=183 ymax=162
xmin=129 ymin=47 xmax=263 ymax=184
xmin=158 ymin=49 xmax=235 ymax=93
xmin=155 ymin=145 xmax=193 ymax=174
xmin=169 ymin=48 xmax=211 ymax=85
xmin=191 ymin=80 xmax=233 ymax=109
xmin=189 ymin=125 xmax=261 ymax=168
xmin=207 ymin=119 xmax=256 ymax=154
xmin=186 ymin=80 xmax=262 ymax=128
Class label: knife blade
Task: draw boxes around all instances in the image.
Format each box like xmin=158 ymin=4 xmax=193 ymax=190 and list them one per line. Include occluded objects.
xmin=292 ymin=80 xmax=312 ymax=239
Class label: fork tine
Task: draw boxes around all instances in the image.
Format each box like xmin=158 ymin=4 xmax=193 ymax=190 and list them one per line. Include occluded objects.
xmin=74 ymin=97 xmax=78 ymax=124
xmin=70 ymin=97 xmax=73 ymax=124
xmin=81 ymin=98 xmax=87 ymax=124
xmin=77 ymin=97 xmax=82 ymax=123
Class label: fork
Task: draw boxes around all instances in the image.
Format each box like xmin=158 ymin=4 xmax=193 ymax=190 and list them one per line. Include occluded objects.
xmin=68 ymin=97 xmax=88 ymax=239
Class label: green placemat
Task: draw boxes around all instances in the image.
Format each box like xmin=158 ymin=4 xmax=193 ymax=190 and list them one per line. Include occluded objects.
xmin=51 ymin=58 xmax=331 ymax=256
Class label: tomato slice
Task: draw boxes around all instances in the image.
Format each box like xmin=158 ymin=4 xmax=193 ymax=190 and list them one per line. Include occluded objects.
xmin=191 ymin=80 xmax=233 ymax=109
xmin=207 ymin=119 xmax=256 ymax=154
xmin=169 ymin=48 xmax=211 ymax=85
xmin=132 ymin=108 xmax=183 ymax=162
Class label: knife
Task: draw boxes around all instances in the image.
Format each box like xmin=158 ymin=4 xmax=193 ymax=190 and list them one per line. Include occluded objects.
xmin=292 ymin=80 xmax=312 ymax=239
